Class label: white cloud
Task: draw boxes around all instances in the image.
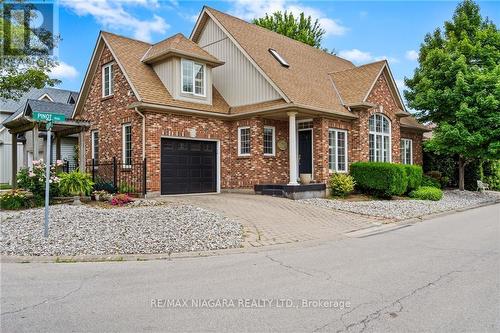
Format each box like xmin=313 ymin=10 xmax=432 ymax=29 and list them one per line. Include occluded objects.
xmin=405 ymin=50 xmax=418 ymax=61
xmin=61 ymin=0 xmax=168 ymax=42
xmin=229 ymin=0 xmax=348 ymax=36
xmin=338 ymin=49 xmax=399 ymax=64
xmin=50 ymin=61 xmax=79 ymax=79
xmin=337 ymin=49 xmax=372 ymax=63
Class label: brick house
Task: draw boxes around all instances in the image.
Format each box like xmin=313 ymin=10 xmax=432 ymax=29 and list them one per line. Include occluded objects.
xmin=73 ymin=6 xmax=428 ymax=196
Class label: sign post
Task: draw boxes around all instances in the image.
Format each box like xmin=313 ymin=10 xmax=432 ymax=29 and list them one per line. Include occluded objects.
xmin=43 ymin=121 xmax=53 ymax=237
xmin=32 ymin=112 xmax=66 ymax=237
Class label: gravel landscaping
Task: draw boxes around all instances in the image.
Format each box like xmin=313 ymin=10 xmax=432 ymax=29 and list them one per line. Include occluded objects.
xmin=301 ymin=190 xmax=499 ymax=220
xmin=0 ymin=202 xmax=243 ymax=256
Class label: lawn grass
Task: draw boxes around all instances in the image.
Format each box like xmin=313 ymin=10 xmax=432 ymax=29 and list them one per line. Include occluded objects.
xmin=0 ymin=183 xmax=12 ymax=190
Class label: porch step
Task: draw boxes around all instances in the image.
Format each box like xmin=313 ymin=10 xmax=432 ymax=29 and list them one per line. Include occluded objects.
xmin=261 ymin=189 xmax=285 ymax=197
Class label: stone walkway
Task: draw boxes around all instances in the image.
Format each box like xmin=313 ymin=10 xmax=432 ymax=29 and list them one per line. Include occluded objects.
xmin=159 ymin=193 xmax=386 ymax=247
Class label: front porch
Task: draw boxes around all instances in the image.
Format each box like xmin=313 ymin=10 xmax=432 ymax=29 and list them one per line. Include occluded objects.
xmin=2 ymin=101 xmax=89 ymax=188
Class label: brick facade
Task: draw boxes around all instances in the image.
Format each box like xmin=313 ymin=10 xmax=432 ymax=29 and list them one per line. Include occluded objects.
xmin=78 ymin=45 xmax=425 ymax=194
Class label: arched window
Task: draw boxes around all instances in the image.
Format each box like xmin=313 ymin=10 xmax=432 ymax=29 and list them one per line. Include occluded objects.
xmin=369 ymin=114 xmax=391 ymax=162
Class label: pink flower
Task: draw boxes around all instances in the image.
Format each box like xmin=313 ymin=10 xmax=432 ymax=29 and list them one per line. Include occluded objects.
xmin=56 ymin=160 xmax=64 ymax=166
xmin=29 ymin=172 xmax=36 ymax=177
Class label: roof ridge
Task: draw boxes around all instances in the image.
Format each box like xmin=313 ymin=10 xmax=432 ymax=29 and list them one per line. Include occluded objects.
xmin=151 ymin=32 xmax=184 ymax=46
xmin=204 ymin=6 xmax=354 ymax=67
xmin=27 ymin=98 xmax=74 ymax=106
xmin=329 ymin=60 xmax=386 ymax=75
xmin=101 ymin=30 xmax=152 ymax=46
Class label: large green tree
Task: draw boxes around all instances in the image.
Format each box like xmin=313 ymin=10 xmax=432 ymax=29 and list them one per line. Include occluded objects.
xmin=404 ymin=0 xmax=500 ymax=190
xmin=253 ymin=11 xmax=325 ymax=49
xmin=0 ymin=2 xmax=59 ymax=101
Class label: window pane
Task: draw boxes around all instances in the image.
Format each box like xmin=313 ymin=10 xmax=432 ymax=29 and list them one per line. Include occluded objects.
xmin=383 ymin=135 xmax=389 ymax=162
xmin=369 ymin=115 xmax=375 ymax=132
xmin=124 ymin=125 xmax=132 ymax=166
xmin=109 ymin=65 xmax=114 ymax=94
xmin=329 ymin=131 xmax=336 ymax=170
xmin=376 ymin=135 xmax=382 ymax=162
xmin=263 ymin=127 xmax=274 ymax=155
xmin=400 ymin=140 xmax=405 ymax=164
xmin=337 ymin=132 xmax=346 ymax=171
xmin=382 ymin=117 xmax=389 ymax=133
xmin=194 ymin=63 xmax=204 ymax=95
xmin=369 ymin=134 xmax=375 ymax=162
xmin=240 ymin=128 xmax=250 ymax=155
xmin=103 ymin=66 xmax=110 ymax=96
xmin=182 ymin=61 xmax=193 ymax=93
xmin=92 ymin=132 xmax=99 ymax=163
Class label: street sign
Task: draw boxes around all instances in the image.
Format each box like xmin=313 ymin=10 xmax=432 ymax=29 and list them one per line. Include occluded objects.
xmin=32 ymin=112 xmax=66 ymax=122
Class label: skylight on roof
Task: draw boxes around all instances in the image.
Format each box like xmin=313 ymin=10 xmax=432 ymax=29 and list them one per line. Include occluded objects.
xmin=269 ymin=48 xmax=289 ymax=68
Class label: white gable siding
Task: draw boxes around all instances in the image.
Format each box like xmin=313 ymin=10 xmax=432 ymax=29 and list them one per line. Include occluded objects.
xmin=153 ymin=59 xmax=175 ymax=93
xmin=197 ymin=18 xmax=281 ymax=107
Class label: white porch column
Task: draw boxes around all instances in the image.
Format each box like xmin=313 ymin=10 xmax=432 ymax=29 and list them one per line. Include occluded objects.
xmin=78 ymin=131 xmax=86 ymax=171
xmin=32 ymin=124 xmax=39 ymax=161
xmin=287 ymin=112 xmax=299 ymax=185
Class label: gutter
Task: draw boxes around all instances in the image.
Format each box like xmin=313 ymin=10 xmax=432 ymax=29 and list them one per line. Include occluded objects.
xmin=128 ymin=102 xmax=359 ymax=120
xmin=134 ymin=107 xmax=146 ymax=160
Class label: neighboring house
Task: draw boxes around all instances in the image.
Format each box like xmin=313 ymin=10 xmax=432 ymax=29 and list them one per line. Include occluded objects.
xmin=74 ymin=6 xmax=429 ymax=196
xmin=0 ymin=87 xmax=79 ymax=184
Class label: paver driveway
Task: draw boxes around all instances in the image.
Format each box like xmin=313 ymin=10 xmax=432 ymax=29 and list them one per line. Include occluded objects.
xmin=160 ymin=193 xmax=386 ymax=247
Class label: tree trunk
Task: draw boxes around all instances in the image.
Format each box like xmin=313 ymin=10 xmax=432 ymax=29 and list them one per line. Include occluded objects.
xmin=458 ymin=156 xmax=465 ymax=191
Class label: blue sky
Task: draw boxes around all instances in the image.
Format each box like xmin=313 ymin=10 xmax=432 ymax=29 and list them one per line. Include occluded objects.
xmin=52 ymin=0 xmax=499 ymax=100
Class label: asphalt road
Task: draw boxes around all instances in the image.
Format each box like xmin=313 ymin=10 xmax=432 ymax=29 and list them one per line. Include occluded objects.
xmin=1 ymin=204 xmax=499 ymax=332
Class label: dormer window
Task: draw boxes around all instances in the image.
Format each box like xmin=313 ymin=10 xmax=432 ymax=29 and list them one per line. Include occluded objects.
xmin=181 ymin=59 xmax=205 ymax=97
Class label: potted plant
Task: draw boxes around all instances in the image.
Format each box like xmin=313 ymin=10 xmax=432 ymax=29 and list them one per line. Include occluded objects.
xmin=58 ymin=171 xmax=94 ymax=205
xmin=299 ymin=173 xmax=312 ymax=185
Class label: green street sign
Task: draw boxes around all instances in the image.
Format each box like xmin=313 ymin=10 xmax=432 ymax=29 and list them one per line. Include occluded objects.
xmin=32 ymin=112 xmax=66 ymax=122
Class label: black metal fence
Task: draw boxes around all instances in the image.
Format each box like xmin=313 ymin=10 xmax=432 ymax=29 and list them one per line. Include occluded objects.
xmin=85 ymin=158 xmax=147 ymax=196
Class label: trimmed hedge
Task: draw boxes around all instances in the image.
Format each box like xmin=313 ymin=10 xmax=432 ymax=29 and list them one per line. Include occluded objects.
xmin=409 ymin=186 xmax=443 ymax=201
xmin=350 ymin=162 xmax=408 ymax=197
xmin=404 ymin=165 xmax=423 ymax=192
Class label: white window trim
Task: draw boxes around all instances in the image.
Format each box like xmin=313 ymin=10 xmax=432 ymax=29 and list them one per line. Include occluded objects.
xmin=237 ymin=126 xmax=251 ymax=157
xmin=263 ymin=126 xmax=275 ymax=156
xmin=102 ymin=63 xmax=114 ymax=98
xmin=328 ymin=129 xmax=348 ymax=173
xmin=122 ymin=123 xmax=132 ymax=168
xmin=369 ymin=113 xmax=392 ymax=163
xmin=401 ymin=138 xmax=413 ymax=165
xmin=91 ymin=130 xmax=99 ymax=161
xmin=181 ymin=59 xmax=206 ymax=97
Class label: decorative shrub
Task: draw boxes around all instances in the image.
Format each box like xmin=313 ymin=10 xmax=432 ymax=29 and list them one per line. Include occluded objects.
xmin=16 ymin=159 xmax=63 ymax=205
xmin=409 ymin=186 xmax=443 ymax=201
xmin=0 ymin=190 xmax=29 ymax=210
xmin=329 ymin=173 xmax=355 ymax=197
xmin=59 ymin=171 xmax=94 ymax=196
xmin=404 ymin=165 xmax=423 ymax=192
xmin=350 ymin=162 xmax=408 ymax=197
xmin=118 ymin=182 xmax=136 ymax=194
xmin=422 ymin=175 xmax=441 ymax=188
xmin=482 ymin=160 xmax=500 ymax=191
xmin=110 ymin=193 xmax=134 ymax=206
xmin=93 ymin=180 xmax=116 ymax=193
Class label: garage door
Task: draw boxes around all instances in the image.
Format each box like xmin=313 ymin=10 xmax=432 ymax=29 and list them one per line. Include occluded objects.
xmin=161 ymin=138 xmax=217 ymax=195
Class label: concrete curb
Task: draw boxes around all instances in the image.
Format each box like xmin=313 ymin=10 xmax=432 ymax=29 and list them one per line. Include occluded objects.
xmin=0 ymin=233 xmax=350 ymax=264
xmin=2 ymin=200 xmax=498 ymax=264
xmin=396 ymin=199 xmax=499 ymax=226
